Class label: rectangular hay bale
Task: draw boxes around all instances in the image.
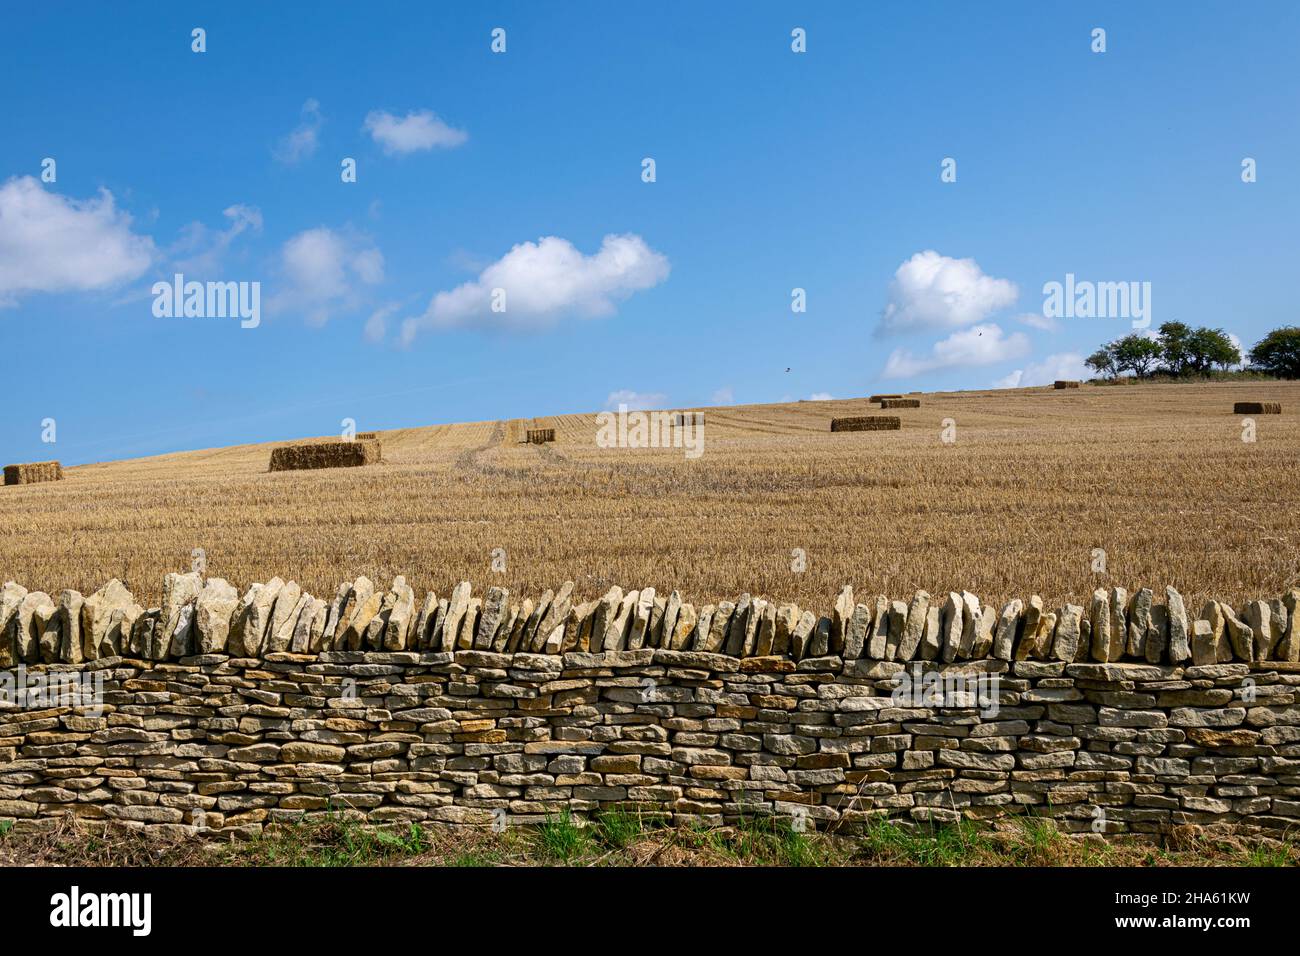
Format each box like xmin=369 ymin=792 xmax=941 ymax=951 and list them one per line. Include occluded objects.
xmin=1053 ymin=380 xmax=1081 ymax=389
xmin=878 ymin=398 xmax=920 ymax=409
xmin=830 ymin=416 xmax=900 ymax=432
xmin=3 ymin=461 xmax=63 ymax=485
xmin=1234 ymin=402 xmax=1281 ymax=414
xmin=868 ymin=394 xmax=902 ymax=402
xmin=674 ymin=412 xmax=705 ymax=427
xmin=269 ymin=439 xmax=381 ymax=472
xmin=525 ymin=429 xmax=555 ymax=444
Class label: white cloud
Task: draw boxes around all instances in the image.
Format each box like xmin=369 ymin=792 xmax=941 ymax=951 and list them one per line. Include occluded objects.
xmin=1015 ymin=311 xmax=1059 ymax=332
xmin=1227 ymin=332 xmax=1247 ymax=369
xmin=882 ymin=323 xmax=1030 ymax=379
xmin=401 ymin=233 xmax=669 ymax=344
xmin=270 ymin=227 xmax=384 ymax=325
xmin=363 ymin=109 xmax=467 ymax=155
xmin=711 ymin=386 xmax=734 ymax=405
xmin=606 ymin=389 xmax=666 ymax=411
xmin=172 ymin=204 xmax=263 ymax=277
xmin=0 ymin=176 xmax=154 ymax=305
xmin=363 ymin=302 xmax=401 ymax=344
xmin=993 ymin=351 xmax=1092 ymax=389
xmin=879 ymin=250 xmax=1018 ymax=335
xmin=273 ymin=99 xmax=323 ymax=165
xmin=808 ymin=392 xmax=834 ymax=401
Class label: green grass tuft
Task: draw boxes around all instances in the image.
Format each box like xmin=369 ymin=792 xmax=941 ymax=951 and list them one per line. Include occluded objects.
xmin=536 ymin=808 xmax=592 ymax=863
xmin=594 ymin=808 xmax=644 ymax=850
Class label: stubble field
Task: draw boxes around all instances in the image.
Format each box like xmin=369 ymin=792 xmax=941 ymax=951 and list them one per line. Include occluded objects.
xmin=1 ymin=381 xmax=1297 ymax=613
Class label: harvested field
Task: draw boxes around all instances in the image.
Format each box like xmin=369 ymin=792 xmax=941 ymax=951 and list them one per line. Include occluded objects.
xmin=830 ymin=416 xmax=902 ymax=432
xmin=878 ymin=399 xmax=921 ymax=409
xmin=1235 ymin=402 xmax=1282 ymax=414
xmin=268 ymin=440 xmax=381 ymax=472
xmin=674 ymin=412 xmax=705 ymax=427
xmin=2 ymin=382 xmax=1298 ymax=612
xmin=2 ymin=461 xmax=62 ymax=485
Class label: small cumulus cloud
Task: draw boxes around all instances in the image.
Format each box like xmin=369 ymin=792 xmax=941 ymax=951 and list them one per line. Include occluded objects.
xmin=993 ymin=352 xmax=1092 ymax=389
xmin=711 ymin=386 xmax=734 ymax=405
xmin=808 ymin=392 xmax=834 ymax=401
xmin=1015 ymin=311 xmax=1059 ymax=332
xmin=363 ymin=302 xmax=402 ymax=344
xmin=171 ymin=204 xmax=263 ymax=277
xmin=879 ymin=250 xmax=1018 ymax=335
xmin=273 ymin=99 xmax=323 ymax=165
xmin=0 ymin=176 xmax=154 ymax=305
xmin=883 ymin=323 xmax=1030 ymax=379
xmin=606 ymin=389 xmax=667 ymax=411
xmin=270 ymin=226 xmax=383 ymax=325
xmin=364 ymin=109 xmax=467 ymax=155
xmin=400 ymin=233 xmax=669 ymax=345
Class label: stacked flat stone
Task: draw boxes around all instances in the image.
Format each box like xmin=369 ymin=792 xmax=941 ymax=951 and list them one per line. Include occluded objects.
xmin=1 ymin=644 xmax=1297 ymax=838
xmin=2 ymin=577 xmax=1297 ymax=668
xmin=3 ymin=576 xmax=1300 ymax=837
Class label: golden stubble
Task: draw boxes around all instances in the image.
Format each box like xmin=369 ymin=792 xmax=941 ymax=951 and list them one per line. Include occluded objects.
xmin=2 ymin=382 xmax=1296 ymax=614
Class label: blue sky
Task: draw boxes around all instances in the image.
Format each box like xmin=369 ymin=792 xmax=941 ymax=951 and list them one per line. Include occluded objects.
xmin=2 ymin=2 xmax=1297 ymax=465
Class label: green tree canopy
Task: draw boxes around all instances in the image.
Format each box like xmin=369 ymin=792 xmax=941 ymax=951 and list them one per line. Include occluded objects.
xmin=1085 ymin=346 xmax=1117 ymax=378
xmin=1249 ymin=326 xmax=1300 ymax=378
xmin=1184 ymin=327 xmax=1240 ymax=372
xmin=1157 ymin=321 xmax=1193 ymax=375
xmin=1112 ymin=333 xmax=1164 ymax=378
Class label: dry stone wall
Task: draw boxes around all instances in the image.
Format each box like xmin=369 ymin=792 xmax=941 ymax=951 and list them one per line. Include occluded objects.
xmin=2 ymin=575 xmax=1299 ymax=838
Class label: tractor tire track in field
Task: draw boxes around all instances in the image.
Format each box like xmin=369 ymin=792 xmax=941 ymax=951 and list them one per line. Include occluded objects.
xmin=531 ymin=440 xmax=574 ymax=467
xmin=456 ymin=419 xmax=579 ymax=477
xmin=455 ymin=421 xmax=506 ymax=473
